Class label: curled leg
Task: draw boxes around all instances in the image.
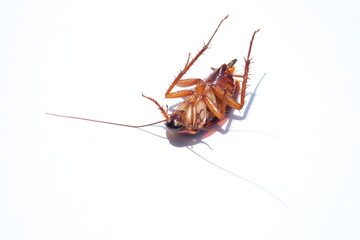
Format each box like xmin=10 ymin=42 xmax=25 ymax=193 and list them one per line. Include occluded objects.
xmin=212 ymin=85 xmax=241 ymax=110
xmin=203 ymin=95 xmax=223 ymax=119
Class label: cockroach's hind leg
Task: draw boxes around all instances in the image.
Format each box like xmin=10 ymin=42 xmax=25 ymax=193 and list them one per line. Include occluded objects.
xmin=165 ymin=15 xmax=229 ymax=97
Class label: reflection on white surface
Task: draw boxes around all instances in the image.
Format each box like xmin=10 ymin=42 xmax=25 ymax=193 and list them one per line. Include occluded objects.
xmin=1 ymin=0 xmax=360 ymax=239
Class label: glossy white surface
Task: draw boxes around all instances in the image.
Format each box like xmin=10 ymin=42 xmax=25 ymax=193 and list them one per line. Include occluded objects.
xmin=1 ymin=0 xmax=359 ymax=239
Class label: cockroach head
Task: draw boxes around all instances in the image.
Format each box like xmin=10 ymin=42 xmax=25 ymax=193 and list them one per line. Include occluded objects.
xmin=166 ymin=111 xmax=185 ymax=132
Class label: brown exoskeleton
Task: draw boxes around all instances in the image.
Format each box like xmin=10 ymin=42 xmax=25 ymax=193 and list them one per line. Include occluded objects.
xmin=47 ymin=15 xmax=260 ymax=135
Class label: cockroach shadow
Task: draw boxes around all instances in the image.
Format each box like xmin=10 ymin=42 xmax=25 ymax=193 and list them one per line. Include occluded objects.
xmin=164 ymin=73 xmax=287 ymax=208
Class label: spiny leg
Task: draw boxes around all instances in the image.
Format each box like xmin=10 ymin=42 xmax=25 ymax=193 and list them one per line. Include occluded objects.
xmin=166 ymin=90 xmax=193 ymax=98
xmin=212 ymin=85 xmax=241 ymax=110
xmin=174 ymin=78 xmax=202 ymax=87
xmin=238 ymin=29 xmax=260 ymax=110
xmin=165 ymin=15 xmax=229 ymax=98
xmin=203 ymin=94 xmax=223 ymax=119
xmin=232 ymin=74 xmax=244 ymax=78
xmin=166 ymin=78 xmax=204 ymax=98
xmin=142 ymin=94 xmax=168 ymax=120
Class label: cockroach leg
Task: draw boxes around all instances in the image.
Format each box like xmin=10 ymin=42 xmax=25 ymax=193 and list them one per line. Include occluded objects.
xmin=141 ymin=94 xmax=168 ymax=120
xmin=226 ymin=95 xmax=242 ymax=109
xmin=165 ymin=90 xmax=193 ymax=99
xmin=47 ymin=16 xmax=261 ymax=136
xmin=203 ymin=95 xmax=223 ymax=119
xmin=239 ymin=29 xmax=260 ymax=109
xmin=165 ymin=15 xmax=229 ymax=97
xmin=232 ymin=74 xmax=244 ymax=78
xmin=175 ymin=78 xmax=202 ymax=88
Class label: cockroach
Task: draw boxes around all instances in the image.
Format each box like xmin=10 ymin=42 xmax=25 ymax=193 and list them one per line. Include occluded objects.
xmin=47 ymin=15 xmax=260 ymax=135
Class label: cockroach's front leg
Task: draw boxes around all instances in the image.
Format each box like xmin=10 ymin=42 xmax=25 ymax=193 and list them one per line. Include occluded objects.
xmin=142 ymin=94 xmax=169 ymax=120
xmin=165 ymin=15 xmax=229 ymax=98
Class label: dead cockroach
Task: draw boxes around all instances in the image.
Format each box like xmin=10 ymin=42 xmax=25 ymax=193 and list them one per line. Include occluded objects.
xmin=47 ymin=15 xmax=260 ymax=135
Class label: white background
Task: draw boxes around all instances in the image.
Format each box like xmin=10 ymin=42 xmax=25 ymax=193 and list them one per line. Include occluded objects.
xmin=1 ymin=0 xmax=360 ymax=239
